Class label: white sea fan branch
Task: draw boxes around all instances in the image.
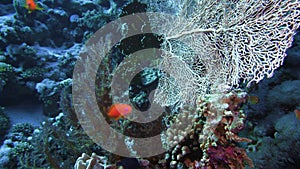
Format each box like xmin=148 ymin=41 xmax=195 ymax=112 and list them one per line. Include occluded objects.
xmin=149 ymin=0 xmax=300 ymax=106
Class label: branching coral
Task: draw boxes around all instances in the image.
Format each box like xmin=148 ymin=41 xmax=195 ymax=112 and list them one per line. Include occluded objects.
xmin=74 ymin=153 xmax=113 ymax=169
xmin=148 ymin=0 xmax=300 ymax=106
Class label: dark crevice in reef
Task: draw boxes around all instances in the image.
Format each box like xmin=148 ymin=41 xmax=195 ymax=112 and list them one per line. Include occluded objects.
xmin=0 ymin=81 xmax=40 ymax=106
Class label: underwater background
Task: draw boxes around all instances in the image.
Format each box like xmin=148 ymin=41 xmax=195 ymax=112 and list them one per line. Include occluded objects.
xmin=0 ymin=0 xmax=299 ymax=169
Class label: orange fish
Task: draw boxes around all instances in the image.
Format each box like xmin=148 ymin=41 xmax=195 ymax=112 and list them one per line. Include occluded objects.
xmin=24 ymin=0 xmax=43 ymax=13
xmin=247 ymin=95 xmax=259 ymax=105
xmin=294 ymin=109 xmax=300 ymax=121
xmin=107 ymin=103 xmax=132 ymax=120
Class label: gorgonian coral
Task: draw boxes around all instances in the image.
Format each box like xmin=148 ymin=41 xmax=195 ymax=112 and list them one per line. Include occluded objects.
xmin=148 ymin=0 xmax=300 ymax=106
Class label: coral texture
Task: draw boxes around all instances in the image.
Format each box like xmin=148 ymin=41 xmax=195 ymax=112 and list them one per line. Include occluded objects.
xmin=160 ymin=90 xmax=253 ymax=168
xmin=148 ymin=0 xmax=300 ymax=106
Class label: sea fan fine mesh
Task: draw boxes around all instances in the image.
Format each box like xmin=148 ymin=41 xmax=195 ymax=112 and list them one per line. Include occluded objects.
xmin=148 ymin=0 xmax=300 ymax=106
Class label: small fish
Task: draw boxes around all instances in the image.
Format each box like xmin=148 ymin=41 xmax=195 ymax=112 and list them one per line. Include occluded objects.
xmin=107 ymin=103 xmax=132 ymax=120
xmin=24 ymin=0 xmax=43 ymax=13
xmin=247 ymin=95 xmax=259 ymax=105
xmin=294 ymin=109 xmax=300 ymax=121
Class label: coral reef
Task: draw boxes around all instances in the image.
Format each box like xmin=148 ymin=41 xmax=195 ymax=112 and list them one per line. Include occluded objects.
xmin=74 ymin=153 xmax=151 ymax=169
xmin=0 ymin=111 xmax=104 ymax=168
xmin=266 ymin=80 xmax=300 ymax=112
xmin=0 ymin=0 xmax=132 ymax=108
xmin=0 ymin=0 xmax=299 ymax=169
xmin=74 ymin=153 xmax=113 ymax=169
xmin=72 ymin=1 xmax=299 ymax=168
xmin=160 ymin=90 xmax=253 ymax=169
xmin=35 ymin=78 xmax=72 ymax=117
xmin=246 ymin=113 xmax=300 ymax=169
xmin=0 ymin=123 xmax=36 ymax=168
xmin=0 ymin=106 xmax=9 ymax=142
xmin=0 ymin=62 xmax=14 ymax=93
xmin=75 ymin=90 xmax=254 ymax=169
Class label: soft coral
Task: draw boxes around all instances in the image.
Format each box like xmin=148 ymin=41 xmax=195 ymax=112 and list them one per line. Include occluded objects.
xmin=207 ymin=145 xmax=253 ymax=169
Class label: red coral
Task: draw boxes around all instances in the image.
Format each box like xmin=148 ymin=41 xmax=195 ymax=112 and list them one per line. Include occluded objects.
xmin=207 ymin=145 xmax=253 ymax=169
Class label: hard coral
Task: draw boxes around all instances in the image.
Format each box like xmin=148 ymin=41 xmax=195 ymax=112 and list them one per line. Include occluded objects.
xmin=159 ymin=90 xmax=253 ymax=169
xmin=74 ymin=153 xmax=113 ymax=169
